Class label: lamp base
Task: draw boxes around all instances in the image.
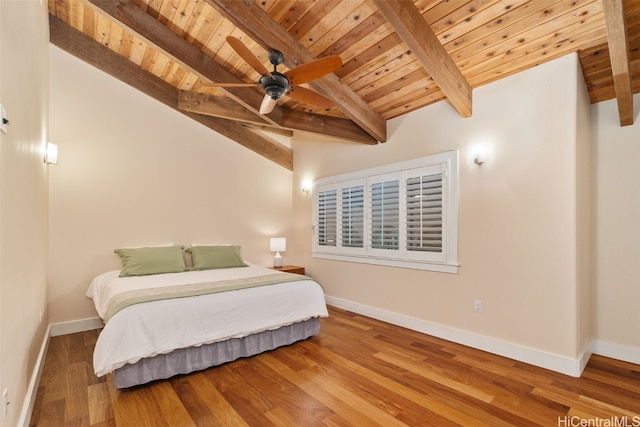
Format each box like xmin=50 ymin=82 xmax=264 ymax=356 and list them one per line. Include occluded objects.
xmin=273 ymin=253 xmax=282 ymax=268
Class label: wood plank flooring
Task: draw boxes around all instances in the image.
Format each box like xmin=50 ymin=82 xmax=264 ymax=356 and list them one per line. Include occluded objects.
xmin=30 ymin=306 xmax=640 ymax=426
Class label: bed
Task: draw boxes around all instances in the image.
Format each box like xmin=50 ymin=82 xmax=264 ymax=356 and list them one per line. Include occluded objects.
xmin=86 ymin=245 xmax=328 ymax=389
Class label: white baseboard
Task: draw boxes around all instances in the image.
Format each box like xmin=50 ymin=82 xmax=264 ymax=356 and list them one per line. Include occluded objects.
xmin=326 ymin=295 xmax=589 ymax=377
xmin=590 ymin=339 xmax=640 ymax=365
xmin=50 ymin=317 xmax=103 ymax=337
xmin=17 ymin=318 xmax=102 ymax=426
xmin=17 ymin=325 xmax=50 ymax=427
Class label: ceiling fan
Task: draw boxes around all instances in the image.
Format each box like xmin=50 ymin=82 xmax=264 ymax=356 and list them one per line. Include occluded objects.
xmin=203 ymin=36 xmax=342 ymax=115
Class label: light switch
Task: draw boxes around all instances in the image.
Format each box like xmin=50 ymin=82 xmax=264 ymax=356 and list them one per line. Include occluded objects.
xmin=0 ymin=104 xmax=7 ymax=135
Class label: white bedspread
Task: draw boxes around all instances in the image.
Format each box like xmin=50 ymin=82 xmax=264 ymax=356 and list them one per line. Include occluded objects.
xmin=87 ymin=264 xmax=328 ymax=376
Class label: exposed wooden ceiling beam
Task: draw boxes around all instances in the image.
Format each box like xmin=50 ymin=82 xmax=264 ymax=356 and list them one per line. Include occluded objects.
xmin=206 ymin=0 xmax=387 ymax=143
xmin=179 ymin=91 xmax=269 ymax=126
xmin=180 ymin=90 xmax=378 ymax=145
xmin=602 ymin=0 xmax=634 ymax=126
xmin=279 ymin=110 xmax=378 ymax=145
xmin=49 ymin=14 xmax=293 ymax=171
xmin=85 ymin=0 xmax=377 ymax=144
xmin=372 ymin=0 xmax=472 ymax=118
xmin=242 ymin=123 xmax=294 ymax=139
xmin=85 ymin=0 xmax=278 ymax=127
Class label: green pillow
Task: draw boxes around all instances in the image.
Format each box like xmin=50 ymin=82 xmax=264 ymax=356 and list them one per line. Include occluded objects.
xmin=187 ymin=245 xmax=248 ymax=270
xmin=115 ymin=246 xmax=187 ymax=277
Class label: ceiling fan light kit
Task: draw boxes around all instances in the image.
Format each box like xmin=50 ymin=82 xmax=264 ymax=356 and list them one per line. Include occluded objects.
xmin=260 ymin=73 xmax=290 ymax=100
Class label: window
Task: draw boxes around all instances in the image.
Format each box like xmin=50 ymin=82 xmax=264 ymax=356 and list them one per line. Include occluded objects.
xmin=317 ymin=188 xmax=337 ymax=247
xmin=370 ymin=178 xmax=399 ymax=251
xmin=312 ymin=151 xmax=458 ymax=273
xmin=341 ymin=184 xmax=364 ymax=248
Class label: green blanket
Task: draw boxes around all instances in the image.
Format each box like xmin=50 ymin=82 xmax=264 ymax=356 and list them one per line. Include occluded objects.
xmin=104 ymin=272 xmax=307 ymax=322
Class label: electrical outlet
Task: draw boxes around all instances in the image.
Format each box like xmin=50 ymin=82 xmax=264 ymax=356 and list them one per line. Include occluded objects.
xmin=474 ymin=300 xmax=482 ymax=313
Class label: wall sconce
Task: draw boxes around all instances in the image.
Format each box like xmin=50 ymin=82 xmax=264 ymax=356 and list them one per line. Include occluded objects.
xmin=44 ymin=143 xmax=58 ymax=165
xmin=270 ymin=237 xmax=286 ymax=268
xmin=470 ymin=141 xmax=492 ymax=166
xmin=473 ymin=154 xmax=485 ymax=165
xmin=467 ymin=142 xmax=492 ymax=166
xmin=301 ymin=179 xmax=313 ymax=193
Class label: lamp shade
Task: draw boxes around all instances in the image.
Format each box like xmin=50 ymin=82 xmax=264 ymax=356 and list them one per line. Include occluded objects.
xmin=270 ymin=237 xmax=286 ymax=253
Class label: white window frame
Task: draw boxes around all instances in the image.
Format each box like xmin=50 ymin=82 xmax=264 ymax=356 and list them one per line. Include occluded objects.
xmin=312 ymin=151 xmax=459 ymax=273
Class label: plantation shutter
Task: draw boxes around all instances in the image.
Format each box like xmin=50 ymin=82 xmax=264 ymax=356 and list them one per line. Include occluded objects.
xmin=341 ymin=185 xmax=364 ymax=248
xmin=406 ymin=173 xmax=443 ymax=253
xmin=312 ymin=151 xmax=458 ymax=273
xmin=317 ymin=189 xmax=337 ymax=247
xmin=370 ymin=179 xmax=400 ymax=250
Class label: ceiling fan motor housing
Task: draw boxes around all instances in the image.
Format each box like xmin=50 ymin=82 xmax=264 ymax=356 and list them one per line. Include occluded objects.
xmin=260 ymin=72 xmax=290 ymax=100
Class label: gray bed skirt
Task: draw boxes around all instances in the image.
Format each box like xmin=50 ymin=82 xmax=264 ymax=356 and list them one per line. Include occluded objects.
xmin=113 ymin=317 xmax=321 ymax=389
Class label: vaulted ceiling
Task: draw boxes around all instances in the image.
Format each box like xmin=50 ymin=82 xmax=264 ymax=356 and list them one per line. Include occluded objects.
xmin=48 ymin=0 xmax=640 ymax=170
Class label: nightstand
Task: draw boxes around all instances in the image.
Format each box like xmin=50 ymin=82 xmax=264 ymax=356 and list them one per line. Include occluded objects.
xmin=271 ymin=265 xmax=305 ymax=275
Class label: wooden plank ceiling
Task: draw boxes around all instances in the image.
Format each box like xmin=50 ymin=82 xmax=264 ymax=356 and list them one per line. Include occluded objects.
xmin=48 ymin=0 xmax=640 ymax=169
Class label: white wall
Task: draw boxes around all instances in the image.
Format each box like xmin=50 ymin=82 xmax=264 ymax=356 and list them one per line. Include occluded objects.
xmin=48 ymin=46 xmax=294 ymax=324
xmin=591 ymin=93 xmax=640 ymax=363
xmin=46 ymin=31 xmax=640 ymax=383
xmin=0 ymin=2 xmax=50 ymax=426
xmin=574 ymin=56 xmax=593 ymax=362
xmin=292 ymin=53 xmax=591 ymax=374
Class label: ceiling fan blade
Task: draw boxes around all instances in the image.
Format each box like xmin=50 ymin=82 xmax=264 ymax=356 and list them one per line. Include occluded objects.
xmin=200 ymin=82 xmax=257 ymax=88
xmin=284 ymin=56 xmax=342 ymax=85
xmin=260 ymin=94 xmax=278 ymax=114
xmin=287 ymin=86 xmax=334 ymax=109
xmin=226 ymin=36 xmax=273 ymax=79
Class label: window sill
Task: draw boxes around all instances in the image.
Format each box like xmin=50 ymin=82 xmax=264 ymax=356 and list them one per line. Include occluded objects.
xmin=312 ymin=252 xmax=459 ymax=274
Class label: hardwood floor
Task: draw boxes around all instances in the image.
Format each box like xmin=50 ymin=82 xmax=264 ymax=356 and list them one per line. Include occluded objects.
xmin=30 ymin=306 xmax=640 ymax=426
